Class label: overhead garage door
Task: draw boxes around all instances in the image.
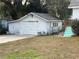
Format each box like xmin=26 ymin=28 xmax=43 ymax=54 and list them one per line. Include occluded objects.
xmin=20 ymin=21 xmax=38 ymax=35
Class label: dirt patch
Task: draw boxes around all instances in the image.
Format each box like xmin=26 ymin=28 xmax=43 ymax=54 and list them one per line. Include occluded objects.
xmin=0 ymin=35 xmax=79 ymax=59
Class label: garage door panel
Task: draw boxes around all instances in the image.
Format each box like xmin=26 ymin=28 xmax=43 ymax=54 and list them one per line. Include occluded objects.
xmin=21 ymin=22 xmax=38 ymax=35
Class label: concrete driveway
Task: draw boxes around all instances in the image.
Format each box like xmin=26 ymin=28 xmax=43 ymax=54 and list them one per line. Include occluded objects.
xmin=0 ymin=35 xmax=35 ymax=43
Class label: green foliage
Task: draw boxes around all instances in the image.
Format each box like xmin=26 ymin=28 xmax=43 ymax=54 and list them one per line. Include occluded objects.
xmin=72 ymin=20 xmax=79 ymax=35
xmin=0 ymin=0 xmax=72 ymax=20
xmin=5 ymin=49 xmax=43 ymax=59
xmin=0 ymin=1 xmax=5 ymax=19
xmin=1 ymin=0 xmax=47 ymax=20
xmin=46 ymin=0 xmax=72 ymax=20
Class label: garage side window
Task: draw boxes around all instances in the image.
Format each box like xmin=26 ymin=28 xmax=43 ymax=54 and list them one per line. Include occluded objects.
xmin=53 ymin=22 xmax=58 ymax=27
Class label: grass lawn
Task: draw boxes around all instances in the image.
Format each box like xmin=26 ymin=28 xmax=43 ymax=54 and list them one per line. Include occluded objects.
xmin=0 ymin=35 xmax=79 ymax=59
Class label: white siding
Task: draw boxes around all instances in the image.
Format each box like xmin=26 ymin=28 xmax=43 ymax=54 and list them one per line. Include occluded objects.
xmin=8 ymin=14 xmax=63 ymax=35
xmin=20 ymin=22 xmax=38 ymax=35
xmin=33 ymin=16 xmax=52 ymax=34
xmin=20 ymin=16 xmax=51 ymax=35
xmin=1 ymin=20 xmax=8 ymax=28
xmin=71 ymin=8 xmax=79 ymax=20
xmin=50 ymin=21 xmax=62 ymax=33
xmin=57 ymin=21 xmax=63 ymax=31
xmin=9 ymin=22 xmax=20 ymax=34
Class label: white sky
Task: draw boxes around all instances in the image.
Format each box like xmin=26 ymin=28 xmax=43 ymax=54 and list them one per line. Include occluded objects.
xmin=22 ymin=0 xmax=26 ymax=5
xmin=11 ymin=0 xmax=30 ymax=5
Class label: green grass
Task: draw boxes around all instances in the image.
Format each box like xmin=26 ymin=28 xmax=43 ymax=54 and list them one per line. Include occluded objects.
xmin=5 ymin=49 xmax=42 ymax=59
xmin=0 ymin=35 xmax=79 ymax=59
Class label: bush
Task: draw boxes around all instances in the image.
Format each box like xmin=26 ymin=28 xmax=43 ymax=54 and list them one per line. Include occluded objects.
xmin=0 ymin=28 xmax=7 ymax=34
xmin=0 ymin=24 xmax=7 ymax=34
xmin=71 ymin=20 xmax=79 ymax=35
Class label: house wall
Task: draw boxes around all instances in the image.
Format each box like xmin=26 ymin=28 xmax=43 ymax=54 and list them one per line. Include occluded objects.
xmin=71 ymin=8 xmax=79 ymax=20
xmin=19 ymin=15 xmax=51 ymax=35
xmin=1 ymin=20 xmax=8 ymax=29
xmin=9 ymin=22 xmax=20 ymax=34
xmin=8 ymin=14 xmax=63 ymax=35
xmin=50 ymin=21 xmax=63 ymax=33
xmin=8 ymin=15 xmax=50 ymax=35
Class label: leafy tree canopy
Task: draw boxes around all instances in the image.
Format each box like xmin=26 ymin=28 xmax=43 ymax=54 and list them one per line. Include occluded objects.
xmin=0 ymin=0 xmax=5 ymax=19
xmin=0 ymin=0 xmax=47 ymax=20
xmin=0 ymin=0 xmax=72 ymax=20
xmin=46 ymin=0 xmax=72 ymax=20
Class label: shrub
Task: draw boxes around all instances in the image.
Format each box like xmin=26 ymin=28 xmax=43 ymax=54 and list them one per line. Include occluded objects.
xmin=0 ymin=23 xmax=7 ymax=34
xmin=0 ymin=28 xmax=7 ymax=34
xmin=71 ymin=20 xmax=79 ymax=35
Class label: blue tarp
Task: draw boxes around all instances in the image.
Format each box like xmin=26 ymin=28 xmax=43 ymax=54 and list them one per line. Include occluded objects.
xmin=64 ymin=26 xmax=74 ymax=37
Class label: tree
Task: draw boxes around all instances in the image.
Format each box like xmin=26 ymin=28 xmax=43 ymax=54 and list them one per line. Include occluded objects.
xmin=0 ymin=0 xmax=5 ymax=19
xmin=25 ymin=0 xmax=48 ymax=13
xmin=1 ymin=0 xmax=28 ymax=20
xmin=46 ymin=0 xmax=72 ymax=20
xmin=1 ymin=0 xmax=47 ymax=20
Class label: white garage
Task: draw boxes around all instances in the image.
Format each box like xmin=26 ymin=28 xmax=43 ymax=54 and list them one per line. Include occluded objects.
xmin=8 ymin=12 xmax=63 ymax=35
xmin=20 ymin=22 xmax=38 ymax=35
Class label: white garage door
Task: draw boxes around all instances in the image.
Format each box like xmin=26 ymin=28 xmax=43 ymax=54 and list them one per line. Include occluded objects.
xmin=21 ymin=21 xmax=38 ymax=35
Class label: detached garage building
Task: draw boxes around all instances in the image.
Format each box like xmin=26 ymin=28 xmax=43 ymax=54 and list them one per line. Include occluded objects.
xmin=8 ymin=12 xmax=63 ymax=35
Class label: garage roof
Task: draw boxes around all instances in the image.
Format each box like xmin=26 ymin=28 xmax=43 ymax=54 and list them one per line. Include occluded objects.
xmin=9 ymin=12 xmax=61 ymax=23
xmin=33 ymin=13 xmax=59 ymax=20
xmin=69 ymin=0 xmax=79 ymax=8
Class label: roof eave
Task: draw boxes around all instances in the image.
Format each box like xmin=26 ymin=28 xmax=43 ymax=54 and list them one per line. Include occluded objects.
xmin=49 ymin=20 xmax=63 ymax=22
xmin=68 ymin=5 xmax=79 ymax=8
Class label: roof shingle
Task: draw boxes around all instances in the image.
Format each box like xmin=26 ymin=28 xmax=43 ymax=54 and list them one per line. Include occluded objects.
xmin=69 ymin=0 xmax=79 ymax=7
xmin=9 ymin=12 xmax=61 ymax=23
xmin=33 ymin=13 xmax=59 ymax=20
